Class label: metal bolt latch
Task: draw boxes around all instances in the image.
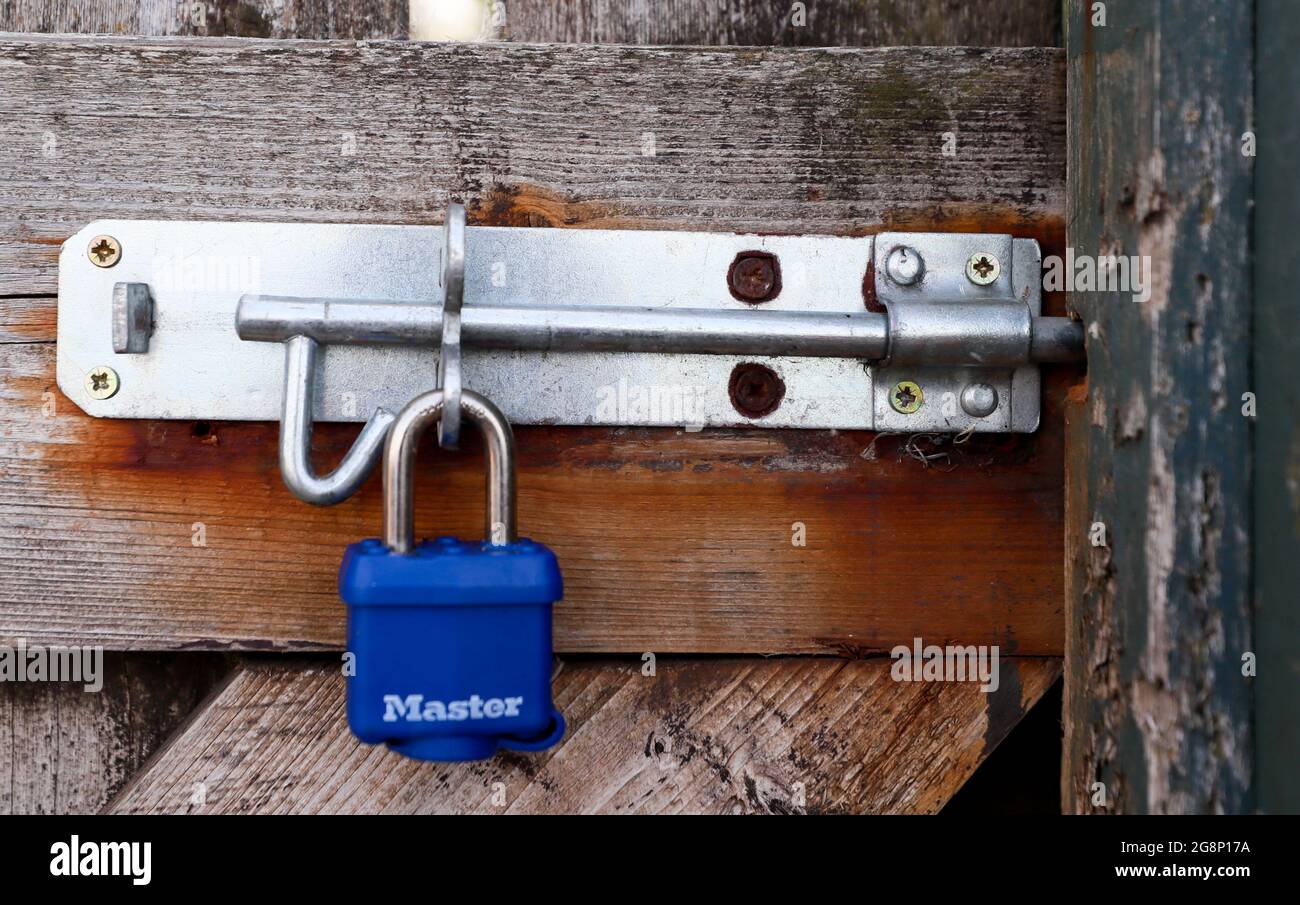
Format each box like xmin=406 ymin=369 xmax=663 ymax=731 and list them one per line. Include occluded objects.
xmin=56 ymin=218 xmax=1088 ymax=504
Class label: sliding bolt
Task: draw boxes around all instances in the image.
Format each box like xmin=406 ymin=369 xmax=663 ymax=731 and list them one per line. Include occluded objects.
xmin=88 ymin=235 xmax=121 ymax=268
xmin=889 ymin=380 xmax=923 ymax=414
xmin=965 ymin=252 xmax=1000 ymax=286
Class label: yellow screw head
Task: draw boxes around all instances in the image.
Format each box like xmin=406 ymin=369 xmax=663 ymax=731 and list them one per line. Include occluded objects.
xmin=965 ymin=251 xmax=1000 ymax=286
xmin=890 ymin=380 xmax=923 ymax=414
xmin=85 ymin=366 xmax=120 ymax=400
xmin=87 ymin=235 xmax=121 ymax=268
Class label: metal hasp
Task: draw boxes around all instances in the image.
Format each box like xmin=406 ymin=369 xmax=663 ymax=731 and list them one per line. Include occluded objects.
xmin=56 ymin=215 xmax=1084 ymax=504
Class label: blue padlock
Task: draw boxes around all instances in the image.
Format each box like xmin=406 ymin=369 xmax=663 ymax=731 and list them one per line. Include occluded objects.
xmin=339 ymin=388 xmax=565 ymax=762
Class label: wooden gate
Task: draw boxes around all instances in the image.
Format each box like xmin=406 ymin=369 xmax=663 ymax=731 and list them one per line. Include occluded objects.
xmin=0 ymin=0 xmax=1282 ymax=814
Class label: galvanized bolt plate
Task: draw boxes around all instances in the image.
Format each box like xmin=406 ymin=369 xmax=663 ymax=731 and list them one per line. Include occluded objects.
xmin=85 ymin=366 xmax=120 ymax=399
xmin=58 ymin=219 xmax=876 ymax=430
xmin=57 ymin=220 xmax=1046 ymax=434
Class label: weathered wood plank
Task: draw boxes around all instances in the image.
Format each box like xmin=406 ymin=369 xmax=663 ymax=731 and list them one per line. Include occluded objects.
xmin=502 ymin=0 xmax=1060 ymax=47
xmin=0 ymin=36 xmax=1065 ymax=295
xmin=0 ymin=652 xmax=231 ymax=814
xmin=0 ymin=337 xmax=1070 ymax=653
xmin=108 ymin=656 xmax=1061 ymax=814
xmin=1254 ymin=0 xmax=1300 ymax=815
xmin=0 ymin=0 xmax=407 ymax=38
xmin=0 ymin=0 xmax=1059 ymax=46
xmin=0 ymin=295 xmax=55 ymax=344
xmin=0 ymin=36 xmax=1068 ymax=654
xmin=1062 ymin=0 xmax=1253 ymax=813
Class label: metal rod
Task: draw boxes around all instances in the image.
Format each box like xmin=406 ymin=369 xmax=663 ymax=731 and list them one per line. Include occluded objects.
xmin=382 ymin=389 xmax=517 ymax=553
xmin=280 ymin=335 xmax=396 ymax=506
xmin=238 ymin=294 xmax=1084 ymax=364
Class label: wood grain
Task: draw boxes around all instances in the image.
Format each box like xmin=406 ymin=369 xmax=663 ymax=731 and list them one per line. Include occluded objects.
xmin=0 ymin=36 xmax=1068 ymax=654
xmin=0 ymin=0 xmax=408 ymax=38
xmin=0 ymin=296 xmax=55 ymax=344
xmin=0 ymin=0 xmax=1058 ymax=46
xmin=503 ymin=0 xmax=1061 ymax=47
xmin=0 ymin=36 xmax=1065 ymax=295
xmin=0 ymin=652 xmax=230 ymax=814
xmin=108 ymin=656 xmax=1061 ymax=814
xmin=1061 ymin=0 xmax=1253 ymax=813
xmin=0 ymin=338 xmax=1070 ymax=653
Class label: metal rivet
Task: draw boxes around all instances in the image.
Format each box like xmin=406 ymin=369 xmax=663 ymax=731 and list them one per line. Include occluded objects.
xmin=889 ymin=380 xmax=923 ymax=414
xmin=85 ymin=366 xmax=120 ymax=400
xmin=88 ymin=235 xmax=121 ymax=268
xmin=727 ymin=252 xmax=780 ymax=303
xmin=960 ymin=382 xmax=998 ymax=418
xmin=965 ymin=252 xmax=1000 ymax=286
xmin=885 ymin=245 xmax=924 ymax=285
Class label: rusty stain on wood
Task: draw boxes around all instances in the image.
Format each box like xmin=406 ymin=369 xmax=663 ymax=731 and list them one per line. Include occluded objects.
xmin=0 ymin=337 xmax=1070 ymax=653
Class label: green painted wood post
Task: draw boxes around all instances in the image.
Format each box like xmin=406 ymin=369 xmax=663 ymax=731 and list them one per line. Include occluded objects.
xmin=1063 ymin=0 xmax=1255 ymax=813
xmin=1254 ymin=0 xmax=1300 ymax=815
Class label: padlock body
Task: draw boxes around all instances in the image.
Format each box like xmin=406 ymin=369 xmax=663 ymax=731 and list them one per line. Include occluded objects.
xmin=340 ymin=537 xmax=564 ymax=762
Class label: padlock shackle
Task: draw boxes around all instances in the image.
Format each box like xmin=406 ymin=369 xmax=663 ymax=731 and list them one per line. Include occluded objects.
xmin=382 ymin=388 xmax=517 ymax=554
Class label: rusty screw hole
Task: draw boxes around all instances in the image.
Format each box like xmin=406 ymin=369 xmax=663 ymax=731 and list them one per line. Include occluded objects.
xmin=729 ymin=362 xmax=785 ymax=418
xmin=727 ymin=251 xmax=781 ymax=303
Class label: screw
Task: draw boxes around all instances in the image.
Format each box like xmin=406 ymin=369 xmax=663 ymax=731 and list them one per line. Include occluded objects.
xmin=889 ymin=380 xmax=923 ymax=414
xmin=885 ymin=245 xmax=924 ymax=285
xmin=85 ymin=366 xmax=120 ymax=400
xmin=88 ymin=235 xmax=121 ymax=268
xmin=965 ymin=252 xmax=1000 ymax=286
xmin=729 ymin=362 xmax=785 ymax=418
xmin=960 ymin=382 xmax=999 ymax=418
xmin=727 ymin=252 xmax=780 ymax=303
